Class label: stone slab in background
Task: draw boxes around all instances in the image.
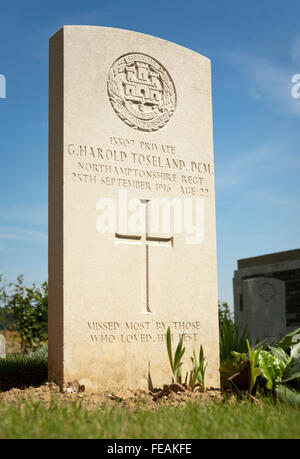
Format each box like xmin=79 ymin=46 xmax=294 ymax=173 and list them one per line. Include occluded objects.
xmin=240 ymin=277 xmax=286 ymax=344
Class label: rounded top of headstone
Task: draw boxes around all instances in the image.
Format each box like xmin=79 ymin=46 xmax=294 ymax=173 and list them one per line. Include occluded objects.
xmin=243 ymin=277 xmax=285 ymax=302
xmin=51 ymin=25 xmax=211 ymax=62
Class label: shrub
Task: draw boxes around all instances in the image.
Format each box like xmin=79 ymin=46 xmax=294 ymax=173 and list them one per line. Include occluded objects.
xmin=3 ymin=275 xmax=48 ymax=353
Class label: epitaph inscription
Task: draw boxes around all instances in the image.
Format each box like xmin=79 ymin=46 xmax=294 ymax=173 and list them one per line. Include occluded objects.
xmin=88 ymin=320 xmax=201 ymax=345
xmin=107 ymin=53 xmax=176 ymax=131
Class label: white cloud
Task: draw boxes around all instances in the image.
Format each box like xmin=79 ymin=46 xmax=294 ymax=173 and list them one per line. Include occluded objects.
xmin=248 ymin=190 xmax=300 ymax=210
xmin=215 ymin=142 xmax=280 ymax=188
xmin=0 ymin=227 xmax=47 ymax=244
xmin=0 ymin=205 xmax=47 ymax=226
xmin=215 ymin=140 xmax=300 ymax=212
xmin=228 ymin=38 xmax=300 ymax=116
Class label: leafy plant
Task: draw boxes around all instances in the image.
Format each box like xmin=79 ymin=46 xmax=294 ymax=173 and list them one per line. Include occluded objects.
xmin=276 ymin=328 xmax=300 ymax=351
xmin=257 ymin=350 xmax=285 ymax=390
xmin=166 ymin=326 xmax=185 ymax=384
xmin=246 ymin=339 xmax=263 ymax=393
xmin=218 ymin=301 xmax=249 ymax=363
xmin=220 ymin=340 xmax=263 ymax=394
xmin=275 ymin=385 xmax=300 ymax=407
xmin=166 ymin=327 xmax=208 ymax=391
xmin=4 ymin=275 xmax=48 ymax=353
xmin=268 ymin=339 xmax=300 ymax=387
xmin=188 ymin=345 xmax=207 ymax=391
xmin=220 ymin=328 xmax=300 ymax=406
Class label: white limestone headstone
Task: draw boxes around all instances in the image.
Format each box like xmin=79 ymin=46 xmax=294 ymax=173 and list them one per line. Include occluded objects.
xmin=48 ymin=26 xmax=220 ymax=391
xmin=0 ymin=334 xmax=6 ymax=358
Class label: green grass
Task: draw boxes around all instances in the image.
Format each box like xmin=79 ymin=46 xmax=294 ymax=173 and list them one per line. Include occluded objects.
xmin=0 ymin=346 xmax=47 ymax=372
xmin=0 ymin=346 xmax=48 ymax=391
xmin=0 ymin=398 xmax=299 ymax=439
xmin=0 ymin=345 xmax=299 ymax=439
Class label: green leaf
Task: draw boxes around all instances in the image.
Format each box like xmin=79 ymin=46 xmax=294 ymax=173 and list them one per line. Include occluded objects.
xmin=276 ymin=328 xmax=300 ymax=351
xmin=276 ymin=385 xmax=300 ymax=407
xmin=166 ymin=327 xmax=174 ymax=373
xmin=174 ymin=335 xmax=185 ymax=369
xmin=282 ymin=363 xmax=300 ymax=383
xmin=258 ymin=350 xmax=285 ymax=390
xmin=246 ymin=339 xmax=264 ymax=392
xmin=252 ymin=367 xmax=263 ymax=379
xmin=290 ymin=342 xmax=300 ymax=361
xmin=178 ymin=347 xmax=185 ymax=364
xmin=220 ymin=358 xmax=243 ymax=379
xmin=199 ymin=345 xmax=204 ymax=362
xmin=268 ymin=346 xmax=289 ymax=366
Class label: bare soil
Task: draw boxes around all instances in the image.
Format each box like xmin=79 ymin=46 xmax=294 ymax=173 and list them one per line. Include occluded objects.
xmin=0 ymin=382 xmax=224 ymax=410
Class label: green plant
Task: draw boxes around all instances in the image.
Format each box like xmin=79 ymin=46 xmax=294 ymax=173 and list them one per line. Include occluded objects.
xmin=0 ymin=345 xmax=48 ymax=373
xmin=220 ymin=329 xmax=300 ymax=406
xmin=218 ymin=301 xmax=249 ymax=363
xmin=275 ymin=386 xmax=300 ymax=407
xmin=189 ymin=345 xmax=207 ymax=391
xmin=220 ymin=340 xmax=263 ymax=394
xmin=166 ymin=326 xmax=185 ymax=384
xmin=246 ymin=339 xmax=263 ymax=394
xmin=268 ymin=338 xmax=300 ymax=387
xmin=166 ymin=327 xmax=208 ymax=391
xmin=0 ymin=345 xmax=48 ymax=391
xmin=276 ymin=328 xmax=300 ymax=351
xmin=4 ymin=275 xmax=48 ymax=352
xmin=257 ymin=350 xmax=285 ymax=391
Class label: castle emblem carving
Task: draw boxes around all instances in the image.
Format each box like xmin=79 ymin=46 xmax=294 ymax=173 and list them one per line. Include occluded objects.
xmin=107 ymin=53 xmax=176 ymax=131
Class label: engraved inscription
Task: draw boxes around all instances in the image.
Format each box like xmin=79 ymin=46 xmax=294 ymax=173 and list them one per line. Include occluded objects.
xmin=87 ymin=320 xmax=201 ymax=345
xmin=67 ymin=140 xmax=213 ymax=197
xmin=107 ymin=53 xmax=176 ymax=131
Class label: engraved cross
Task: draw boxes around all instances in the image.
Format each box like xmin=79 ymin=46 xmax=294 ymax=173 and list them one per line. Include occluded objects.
xmin=115 ymin=199 xmax=174 ymax=314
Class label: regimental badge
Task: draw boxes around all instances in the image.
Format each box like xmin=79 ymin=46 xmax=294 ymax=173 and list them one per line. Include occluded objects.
xmin=258 ymin=283 xmax=276 ymax=302
xmin=107 ymin=53 xmax=176 ymax=132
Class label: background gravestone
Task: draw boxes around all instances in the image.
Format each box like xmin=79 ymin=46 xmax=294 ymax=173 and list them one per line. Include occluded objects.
xmin=237 ymin=278 xmax=286 ymax=344
xmin=0 ymin=334 xmax=6 ymax=358
xmin=49 ymin=26 xmax=219 ymax=391
xmin=233 ymin=249 xmax=300 ymax=333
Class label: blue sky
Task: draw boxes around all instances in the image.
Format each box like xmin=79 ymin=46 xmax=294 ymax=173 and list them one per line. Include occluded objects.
xmin=0 ymin=0 xmax=300 ymax=309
